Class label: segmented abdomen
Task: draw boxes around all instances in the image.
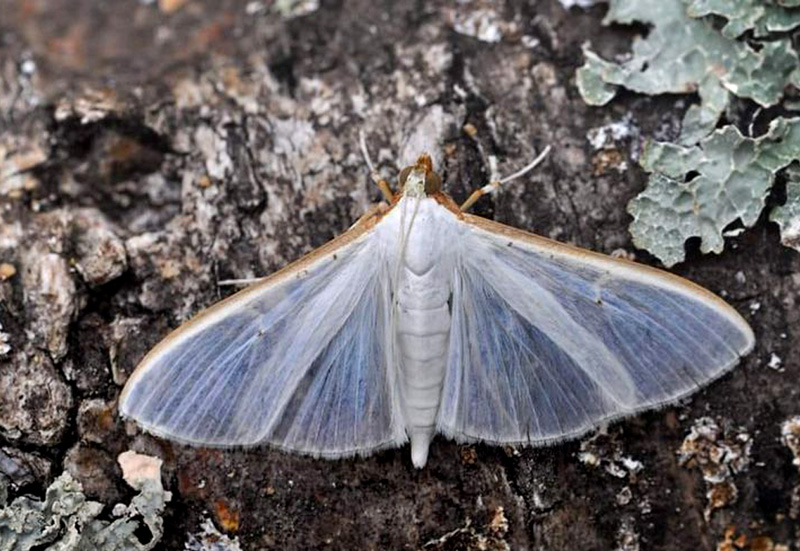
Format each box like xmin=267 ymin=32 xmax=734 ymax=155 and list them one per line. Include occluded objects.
xmin=396 ymin=267 xmax=450 ymax=466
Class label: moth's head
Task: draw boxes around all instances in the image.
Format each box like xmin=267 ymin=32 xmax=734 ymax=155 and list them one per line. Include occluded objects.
xmin=398 ymin=153 xmax=442 ymax=197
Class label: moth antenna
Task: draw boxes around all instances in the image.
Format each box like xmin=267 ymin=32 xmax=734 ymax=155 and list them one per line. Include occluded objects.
xmin=498 ymin=145 xmax=552 ymax=184
xmin=359 ymin=130 xmax=394 ymax=202
xmin=358 ymin=129 xmax=377 ymax=174
xmin=460 ymin=145 xmax=552 ymax=212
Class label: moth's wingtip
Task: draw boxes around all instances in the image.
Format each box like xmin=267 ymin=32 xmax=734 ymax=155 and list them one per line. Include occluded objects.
xmin=117 ymin=375 xmax=144 ymax=422
xmin=741 ymin=333 xmax=756 ymax=359
xmin=741 ymin=320 xmax=757 ymax=355
xmin=728 ymin=307 xmax=756 ymax=359
xmin=116 ymin=389 xmax=132 ymax=419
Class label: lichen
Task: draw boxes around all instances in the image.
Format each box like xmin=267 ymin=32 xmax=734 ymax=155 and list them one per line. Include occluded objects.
xmin=782 ymin=416 xmax=800 ymax=468
xmin=770 ymin=166 xmax=800 ymax=253
xmin=578 ymin=431 xmax=644 ymax=481
xmin=559 ymin=0 xmax=602 ymax=8
xmin=185 ymin=519 xmax=243 ymax=551
xmin=782 ymin=416 xmax=800 ymax=520
xmin=678 ymin=417 xmax=752 ymax=520
xmin=450 ymin=2 xmax=508 ymax=43
xmin=0 ymin=454 xmax=170 ymax=551
xmin=576 ymin=0 xmax=800 ymax=263
xmin=684 ymin=0 xmax=800 ymax=38
xmin=615 ymin=517 xmax=640 ymax=551
xmin=273 ymin=0 xmax=319 ymax=18
xmin=628 ymin=117 xmax=800 ymax=266
xmin=587 ymin=117 xmax=638 ymax=152
xmin=421 ymin=506 xmax=510 ymax=551
xmin=577 ymin=0 xmax=800 ymax=144
xmin=0 ymin=325 xmax=9 ymax=358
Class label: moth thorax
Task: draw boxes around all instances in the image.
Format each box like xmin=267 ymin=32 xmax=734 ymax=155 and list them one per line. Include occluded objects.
xmin=399 ymin=153 xmax=442 ymax=197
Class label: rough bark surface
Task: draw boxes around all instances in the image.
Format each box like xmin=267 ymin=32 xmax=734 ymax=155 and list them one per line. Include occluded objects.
xmin=0 ymin=1 xmax=798 ymax=550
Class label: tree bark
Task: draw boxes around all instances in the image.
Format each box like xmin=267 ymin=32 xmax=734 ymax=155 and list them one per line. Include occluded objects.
xmin=0 ymin=1 xmax=796 ymax=549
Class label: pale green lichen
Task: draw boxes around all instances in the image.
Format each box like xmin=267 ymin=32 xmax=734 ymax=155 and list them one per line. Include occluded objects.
xmin=770 ymin=166 xmax=800 ymax=253
xmin=628 ymin=118 xmax=800 ymax=266
xmin=0 ymin=471 xmax=170 ymax=551
xmin=576 ymin=0 xmax=800 ymax=263
xmin=576 ymin=0 xmax=800 ymax=144
xmin=684 ymin=0 xmax=800 ymax=38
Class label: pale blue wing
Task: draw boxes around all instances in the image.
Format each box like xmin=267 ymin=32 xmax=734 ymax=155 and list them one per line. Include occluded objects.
xmin=437 ymin=216 xmax=754 ymax=445
xmin=120 ymin=226 xmax=406 ymax=457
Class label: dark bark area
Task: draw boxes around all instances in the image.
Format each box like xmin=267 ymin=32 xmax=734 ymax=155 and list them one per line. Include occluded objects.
xmin=0 ymin=0 xmax=798 ymax=549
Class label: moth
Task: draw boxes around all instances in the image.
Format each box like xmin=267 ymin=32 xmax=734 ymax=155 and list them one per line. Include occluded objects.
xmin=120 ymin=146 xmax=754 ymax=468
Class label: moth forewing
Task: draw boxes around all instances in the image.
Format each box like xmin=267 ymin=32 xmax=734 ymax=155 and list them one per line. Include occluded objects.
xmin=119 ymin=202 xmax=408 ymax=455
xmin=120 ymin=203 xmax=374 ymax=406
xmin=436 ymin=210 xmax=754 ymax=446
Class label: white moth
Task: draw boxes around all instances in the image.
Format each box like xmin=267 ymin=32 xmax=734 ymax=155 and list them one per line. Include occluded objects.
xmin=119 ymin=148 xmax=754 ymax=468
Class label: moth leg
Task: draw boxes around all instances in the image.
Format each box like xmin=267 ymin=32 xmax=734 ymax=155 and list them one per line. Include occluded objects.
xmin=459 ymin=145 xmax=552 ymax=212
xmin=460 ymin=180 xmax=501 ymax=212
xmin=359 ymin=130 xmax=394 ymax=202
xmin=370 ymin=172 xmax=395 ymax=203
